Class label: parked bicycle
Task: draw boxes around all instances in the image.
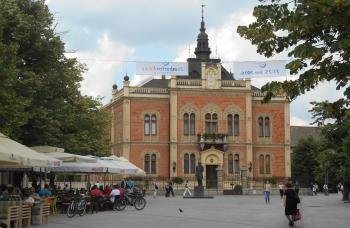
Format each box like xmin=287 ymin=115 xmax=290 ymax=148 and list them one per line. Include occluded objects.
xmin=67 ymin=196 xmax=87 ymax=217
xmin=114 ymin=188 xmax=146 ymax=211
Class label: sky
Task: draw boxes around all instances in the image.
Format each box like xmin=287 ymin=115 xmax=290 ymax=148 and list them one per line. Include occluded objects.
xmin=46 ymin=0 xmax=345 ymax=126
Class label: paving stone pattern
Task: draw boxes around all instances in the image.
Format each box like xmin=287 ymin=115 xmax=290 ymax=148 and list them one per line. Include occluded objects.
xmin=41 ymin=194 xmax=348 ymax=228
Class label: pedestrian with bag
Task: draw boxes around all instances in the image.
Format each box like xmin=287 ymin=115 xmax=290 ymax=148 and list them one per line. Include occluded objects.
xmin=183 ymin=180 xmax=192 ymax=197
xmin=283 ymin=182 xmax=300 ymax=226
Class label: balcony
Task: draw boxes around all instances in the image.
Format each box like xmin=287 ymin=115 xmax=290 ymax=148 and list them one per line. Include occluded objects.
xmin=197 ymin=133 xmax=228 ymax=151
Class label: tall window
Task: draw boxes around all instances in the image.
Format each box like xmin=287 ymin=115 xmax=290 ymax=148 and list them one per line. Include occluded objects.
xmin=190 ymin=154 xmax=196 ymax=174
xmin=228 ymin=154 xmax=233 ymax=174
xmin=151 ymin=154 xmax=156 ymax=174
xmin=227 ymin=114 xmax=233 ymax=136
xmin=190 ymin=113 xmax=196 ymax=135
xmin=205 ymin=113 xmax=211 ymax=133
xmin=234 ymin=154 xmax=240 ymax=173
xmin=259 ymin=154 xmax=272 ymax=175
xmin=259 ymin=154 xmax=265 ymax=174
xmin=258 ymin=117 xmax=264 ymax=137
xmin=151 ymin=114 xmax=157 ymax=136
xmin=205 ymin=113 xmax=218 ymax=134
xmin=234 ymin=114 xmax=240 ymax=136
xmin=144 ymin=115 xmax=150 ymax=135
xmin=265 ymin=155 xmax=271 ymax=174
xmin=144 ymin=154 xmax=150 ymax=174
xmin=258 ymin=116 xmax=271 ymax=137
xmin=264 ymin=117 xmax=270 ymax=137
xmin=183 ymin=113 xmax=189 ymax=136
xmin=184 ymin=153 xmax=196 ymax=174
xmin=184 ymin=153 xmax=189 ymax=174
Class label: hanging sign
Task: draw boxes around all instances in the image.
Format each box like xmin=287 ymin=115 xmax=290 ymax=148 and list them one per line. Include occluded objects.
xmin=136 ymin=62 xmax=188 ymax=76
xmin=234 ymin=60 xmax=287 ymax=78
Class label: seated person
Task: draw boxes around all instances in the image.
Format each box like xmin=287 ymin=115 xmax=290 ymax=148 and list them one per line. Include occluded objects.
xmin=117 ymin=185 xmax=125 ymax=199
xmin=90 ymin=185 xmax=102 ymax=197
xmin=24 ymin=187 xmax=40 ymax=207
xmin=103 ymin=185 xmax=112 ymax=196
xmin=38 ymin=184 xmax=52 ymax=197
xmin=109 ymin=185 xmax=120 ymax=204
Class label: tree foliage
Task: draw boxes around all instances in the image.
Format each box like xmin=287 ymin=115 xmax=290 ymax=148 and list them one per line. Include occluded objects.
xmin=237 ymin=0 xmax=350 ymax=112
xmin=0 ymin=0 xmax=110 ymax=156
xmin=292 ymin=136 xmax=320 ymax=186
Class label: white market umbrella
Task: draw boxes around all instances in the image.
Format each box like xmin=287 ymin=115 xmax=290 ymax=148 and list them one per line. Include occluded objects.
xmin=46 ymin=152 xmax=97 ymax=163
xmin=0 ymin=133 xmax=62 ymax=168
xmin=102 ymin=155 xmax=145 ymax=176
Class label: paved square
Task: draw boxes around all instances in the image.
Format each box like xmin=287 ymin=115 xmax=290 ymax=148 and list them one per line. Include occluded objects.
xmin=41 ymin=194 xmax=348 ymax=228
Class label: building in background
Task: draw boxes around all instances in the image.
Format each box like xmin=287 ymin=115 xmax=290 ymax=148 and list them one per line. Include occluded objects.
xmin=105 ymin=14 xmax=291 ymax=188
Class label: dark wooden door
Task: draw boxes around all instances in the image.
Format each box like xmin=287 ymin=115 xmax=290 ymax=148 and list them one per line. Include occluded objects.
xmin=206 ymin=165 xmax=218 ymax=189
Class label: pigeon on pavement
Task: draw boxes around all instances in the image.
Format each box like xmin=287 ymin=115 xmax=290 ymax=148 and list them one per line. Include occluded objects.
xmin=179 ymin=208 xmax=183 ymax=213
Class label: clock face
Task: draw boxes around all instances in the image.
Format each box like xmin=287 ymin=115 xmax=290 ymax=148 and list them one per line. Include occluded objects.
xmin=207 ymin=72 xmax=215 ymax=87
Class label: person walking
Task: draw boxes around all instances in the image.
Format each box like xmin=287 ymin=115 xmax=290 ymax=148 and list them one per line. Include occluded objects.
xmin=183 ymin=180 xmax=192 ymax=197
xmin=152 ymin=178 xmax=158 ymax=198
xmin=279 ymin=182 xmax=284 ymax=199
xmin=168 ymin=178 xmax=175 ymax=197
xmin=283 ymin=182 xmax=299 ymax=226
xmin=264 ymin=181 xmax=271 ymax=204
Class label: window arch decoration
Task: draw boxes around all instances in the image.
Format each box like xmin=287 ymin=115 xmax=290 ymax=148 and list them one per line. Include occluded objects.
xmin=183 ymin=113 xmax=189 ymax=136
xmin=234 ymin=154 xmax=240 ymax=173
xmin=141 ymin=151 xmax=160 ymax=175
xmin=183 ymin=152 xmax=196 ymax=175
xmin=184 ymin=153 xmax=189 ymax=174
xmin=228 ymin=154 xmax=233 ymax=174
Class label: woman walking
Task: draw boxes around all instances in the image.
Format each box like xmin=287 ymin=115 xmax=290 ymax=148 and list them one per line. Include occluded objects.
xmin=152 ymin=178 xmax=158 ymax=198
xmin=279 ymin=182 xmax=284 ymax=199
xmin=183 ymin=180 xmax=192 ymax=197
xmin=284 ymin=182 xmax=299 ymax=226
xmin=264 ymin=181 xmax=271 ymax=203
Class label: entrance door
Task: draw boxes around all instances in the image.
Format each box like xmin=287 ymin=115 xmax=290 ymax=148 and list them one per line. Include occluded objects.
xmin=206 ymin=165 xmax=218 ymax=189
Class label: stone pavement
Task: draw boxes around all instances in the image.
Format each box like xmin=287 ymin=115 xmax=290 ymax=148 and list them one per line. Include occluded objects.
xmin=41 ymin=194 xmax=348 ymax=228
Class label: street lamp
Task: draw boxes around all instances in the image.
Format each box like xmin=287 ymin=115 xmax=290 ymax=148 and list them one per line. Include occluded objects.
xmin=199 ymin=136 xmax=205 ymax=151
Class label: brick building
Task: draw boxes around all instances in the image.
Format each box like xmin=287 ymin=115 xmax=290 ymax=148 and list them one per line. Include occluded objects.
xmin=106 ymin=15 xmax=291 ymax=188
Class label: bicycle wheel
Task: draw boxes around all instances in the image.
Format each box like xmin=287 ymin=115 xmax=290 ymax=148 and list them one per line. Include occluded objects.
xmin=78 ymin=200 xmax=86 ymax=216
xmin=134 ymin=197 xmax=146 ymax=210
xmin=114 ymin=199 xmax=126 ymax=211
xmin=66 ymin=201 xmax=76 ymax=218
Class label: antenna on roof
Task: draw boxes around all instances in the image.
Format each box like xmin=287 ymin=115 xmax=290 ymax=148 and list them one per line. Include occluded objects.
xmin=188 ymin=44 xmax=191 ymax=58
xmin=215 ymin=45 xmax=218 ymax=58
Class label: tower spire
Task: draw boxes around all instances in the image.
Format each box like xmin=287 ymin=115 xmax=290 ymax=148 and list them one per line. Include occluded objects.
xmin=194 ymin=4 xmax=211 ymax=60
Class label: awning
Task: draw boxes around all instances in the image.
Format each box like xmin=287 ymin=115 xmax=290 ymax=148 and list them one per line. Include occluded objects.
xmin=0 ymin=133 xmax=62 ymax=168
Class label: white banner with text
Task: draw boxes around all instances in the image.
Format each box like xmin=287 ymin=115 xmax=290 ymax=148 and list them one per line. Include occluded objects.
xmin=234 ymin=60 xmax=287 ymax=79
xmin=136 ymin=62 xmax=188 ymax=76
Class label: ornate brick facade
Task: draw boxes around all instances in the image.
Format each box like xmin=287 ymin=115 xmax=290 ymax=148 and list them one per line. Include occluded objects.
xmin=105 ymin=16 xmax=291 ymax=184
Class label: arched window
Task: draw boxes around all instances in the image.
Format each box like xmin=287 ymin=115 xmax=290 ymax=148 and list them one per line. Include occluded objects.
xmin=234 ymin=114 xmax=240 ymax=136
xmin=190 ymin=154 xmax=196 ymax=174
xmin=190 ymin=113 xmax=196 ymax=135
xmin=258 ymin=116 xmax=264 ymax=137
xmin=264 ymin=117 xmax=270 ymax=137
xmin=184 ymin=153 xmax=189 ymax=174
xmin=228 ymin=154 xmax=233 ymax=174
xmin=183 ymin=113 xmax=189 ymax=136
xmin=144 ymin=115 xmax=150 ymax=136
xmin=227 ymin=114 xmax=233 ymax=136
xmin=265 ymin=155 xmax=271 ymax=174
xmin=259 ymin=154 xmax=265 ymax=174
xmin=144 ymin=154 xmax=150 ymax=174
xmin=234 ymin=154 xmax=240 ymax=173
xmin=205 ymin=113 xmax=211 ymax=133
xmin=151 ymin=154 xmax=156 ymax=174
xmin=151 ymin=114 xmax=157 ymax=136
xmin=212 ymin=113 xmax=218 ymax=133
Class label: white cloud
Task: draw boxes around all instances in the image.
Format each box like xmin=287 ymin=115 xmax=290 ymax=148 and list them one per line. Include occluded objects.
xmin=290 ymin=116 xmax=313 ymax=126
xmin=66 ymin=34 xmax=134 ymax=102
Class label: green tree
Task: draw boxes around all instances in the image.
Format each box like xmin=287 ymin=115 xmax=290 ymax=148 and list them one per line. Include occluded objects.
xmin=0 ymin=0 xmax=110 ymax=156
xmin=311 ymin=103 xmax=350 ymax=181
xmin=291 ymin=136 xmax=320 ymax=186
xmin=237 ymin=0 xmax=350 ymax=113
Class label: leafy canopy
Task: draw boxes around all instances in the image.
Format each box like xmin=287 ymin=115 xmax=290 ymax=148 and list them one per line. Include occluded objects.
xmin=0 ymin=0 xmax=110 ymax=156
xmin=237 ymin=0 xmax=350 ymax=109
